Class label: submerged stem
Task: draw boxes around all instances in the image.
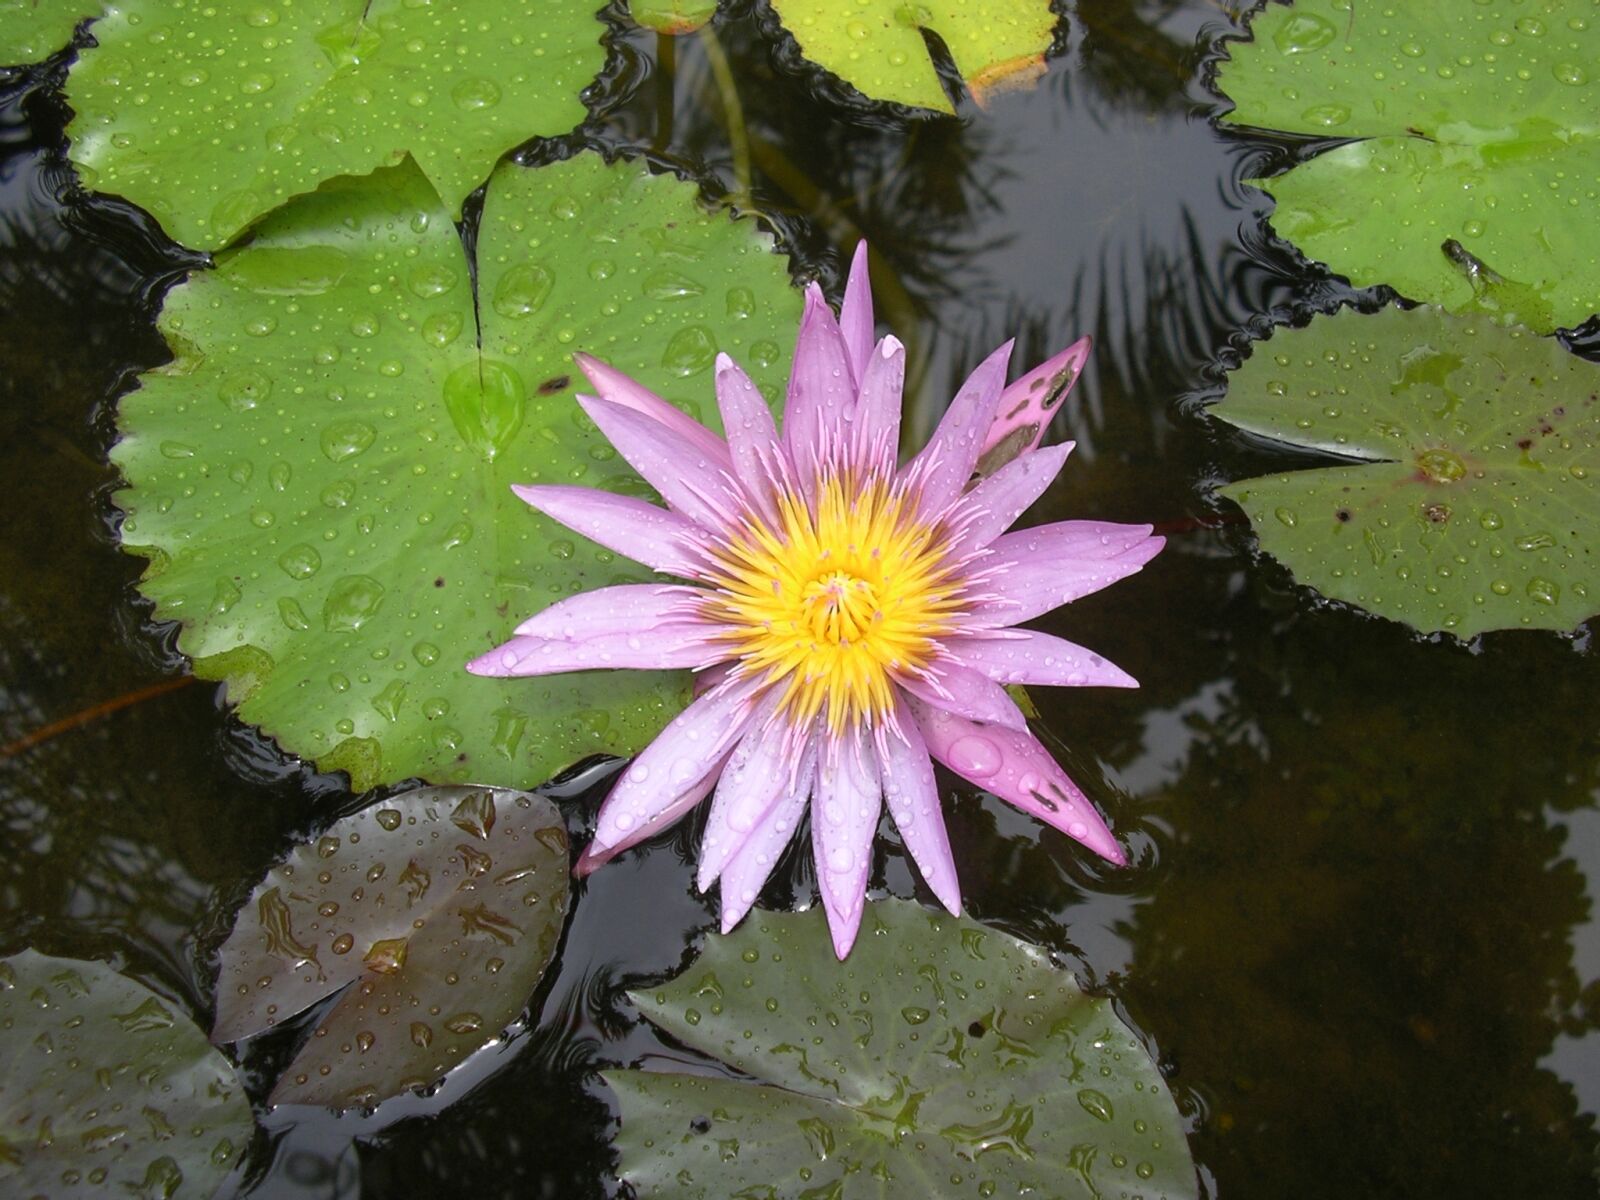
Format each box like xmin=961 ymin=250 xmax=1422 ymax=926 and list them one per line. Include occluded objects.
xmin=1 ymin=675 xmax=196 ymax=758
xmin=698 ymin=23 xmax=752 ymax=208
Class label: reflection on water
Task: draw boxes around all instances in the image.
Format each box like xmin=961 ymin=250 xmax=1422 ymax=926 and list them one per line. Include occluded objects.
xmin=1 ymin=2 xmax=1597 ymax=1196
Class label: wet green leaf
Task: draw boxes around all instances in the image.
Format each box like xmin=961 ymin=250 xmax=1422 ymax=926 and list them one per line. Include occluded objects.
xmin=1217 ymin=0 xmax=1600 ymax=333
xmin=0 ymin=950 xmax=252 ymax=1197
xmin=113 ymin=153 xmax=798 ymax=790
xmin=769 ymin=0 xmax=1054 ymax=114
xmin=608 ymin=901 xmax=1195 ymax=1199
xmin=630 ymin=0 xmax=719 ymax=36
xmin=214 ymin=785 xmax=568 ymax=1108
xmin=0 ymin=0 xmax=91 ymax=65
xmin=1214 ymin=305 xmax=1600 ymax=638
xmin=63 ymin=0 xmax=606 ymax=249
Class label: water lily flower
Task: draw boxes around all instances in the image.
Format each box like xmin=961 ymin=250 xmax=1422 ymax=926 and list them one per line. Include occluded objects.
xmin=468 ymin=244 xmax=1163 ymax=957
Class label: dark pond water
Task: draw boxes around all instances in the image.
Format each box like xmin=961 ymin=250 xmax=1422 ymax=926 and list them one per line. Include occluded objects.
xmin=2 ymin=2 xmax=1598 ymax=1197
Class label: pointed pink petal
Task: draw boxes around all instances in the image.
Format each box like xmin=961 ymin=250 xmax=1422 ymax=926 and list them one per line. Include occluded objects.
xmin=974 ymin=527 xmax=1165 ymax=624
xmin=714 ymin=353 xmax=783 ymax=518
xmin=976 ymin=336 xmax=1091 ymax=474
xmin=944 ymin=631 xmax=1138 ymax=689
xmin=838 ymin=242 xmax=875 ymax=387
xmin=578 ymin=394 xmax=740 ymax=530
xmin=512 ymin=584 xmax=701 ymax=638
xmin=575 ymin=352 xmax=732 ymax=472
xmin=906 ymin=340 xmax=1014 ymax=516
xmin=953 ymin=442 xmax=1073 ymax=549
xmin=896 ymin=662 xmax=1028 ymax=732
xmin=882 ymin=697 xmax=961 ymax=914
xmin=907 ymin=696 xmax=1124 ymax=865
xmin=719 ymin=741 xmax=817 ymax=932
xmin=851 ymin=335 xmax=905 ymax=475
xmin=696 ymin=692 xmax=793 ymax=892
xmin=784 ymin=284 xmax=855 ymax=486
xmin=575 ymin=767 xmax=721 ymax=877
xmin=588 ymin=678 xmax=760 ymax=858
xmin=811 ymin=729 xmax=882 ymax=958
xmin=989 ymin=519 xmax=1161 ymax=562
xmin=511 ymin=484 xmax=711 ymax=577
xmin=466 ymin=626 xmax=723 ymax=676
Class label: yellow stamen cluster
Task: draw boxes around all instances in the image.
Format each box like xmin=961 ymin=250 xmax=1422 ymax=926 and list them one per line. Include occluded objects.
xmin=702 ymin=472 xmax=964 ymax=733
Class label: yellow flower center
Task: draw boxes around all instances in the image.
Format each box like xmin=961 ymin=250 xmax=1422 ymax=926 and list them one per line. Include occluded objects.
xmin=702 ymin=472 xmax=964 ymax=733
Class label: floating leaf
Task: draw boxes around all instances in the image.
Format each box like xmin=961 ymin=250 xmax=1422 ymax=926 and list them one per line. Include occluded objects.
xmin=214 ymin=785 xmax=569 ymax=1108
xmin=0 ymin=950 xmax=252 ymax=1197
xmin=1217 ymin=0 xmax=1600 ymax=333
xmin=62 ymin=0 xmax=606 ymax=249
xmin=608 ymin=901 xmax=1195 ymax=1199
xmin=630 ymin=0 xmax=718 ymax=36
xmin=0 ymin=0 xmax=90 ymax=65
xmin=769 ymin=0 xmax=1054 ymax=113
xmin=1214 ymin=306 xmax=1600 ymax=638
xmin=113 ymin=154 xmax=799 ymax=790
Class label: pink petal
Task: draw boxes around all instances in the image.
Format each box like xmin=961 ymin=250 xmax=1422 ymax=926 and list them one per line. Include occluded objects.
xmin=575 ymin=766 xmax=721 ymax=877
xmin=783 ymin=284 xmax=855 ymax=488
xmin=974 ymin=527 xmax=1165 ymax=625
xmin=944 ymin=631 xmax=1138 ymax=689
xmin=953 ymin=442 xmax=1073 ymax=550
xmin=976 ymin=336 xmax=1091 ymax=475
xmin=905 ymin=340 xmax=1014 ymax=517
xmin=881 ymin=698 xmax=961 ymax=914
xmin=695 ymin=692 xmax=793 ymax=892
xmin=811 ymin=728 xmax=882 ymax=958
xmin=851 ymin=335 xmax=905 ymax=475
xmin=718 ymin=741 xmax=818 ymax=932
xmin=575 ymin=351 xmax=732 ymax=472
xmin=990 ymin=519 xmax=1161 ymax=562
xmin=588 ymin=678 xmax=761 ymax=858
xmin=714 ymin=353 xmax=783 ymax=519
xmin=511 ymin=484 xmax=711 ymax=578
xmin=512 ymin=584 xmax=701 ymax=638
xmin=838 ymin=242 xmax=875 ymax=387
xmin=896 ymin=662 xmax=1028 ymax=732
xmin=578 ymin=394 xmax=740 ymax=530
xmin=466 ymin=626 xmax=723 ymax=676
xmin=907 ymin=697 xmax=1124 ymax=865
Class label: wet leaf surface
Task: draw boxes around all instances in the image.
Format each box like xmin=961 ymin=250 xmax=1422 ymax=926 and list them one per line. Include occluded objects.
xmin=769 ymin=0 xmax=1055 ymax=113
xmin=113 ymin=154 xmax=799 ymax=790
xmin=62 ymin=0 xmax=606 ymax=250
xmin=0 ymin=950 xmax=252 ymax=1197
xmin=214 ymin=784 xmax=569 ymax=1108
xmin=0 ymin=0 xmax=89 ymax=65
xmin=1217 ymin=0 xmax=1600 ymax=333
xmin=1213 ymin=305 xmax=1600 ymax=638
xmin=608 ymin=900 xmax=1195 ymax=1199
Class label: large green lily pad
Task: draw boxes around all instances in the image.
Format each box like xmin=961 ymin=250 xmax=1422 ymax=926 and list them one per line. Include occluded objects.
xmin=1214 ymin=305 xmax=1599 ymax=638
xmin=63 ymin=0 xmax=606 ymax=250
xmin=214 ymin=785 xmax=568 ymax=1108
xmin=769 ymin=0 xmax=1055 ymax=113
xmin=1217 ymin=0 xmax=1600 ymax=333
xmin=0 ymin=950 xmax=253 ymax=1198
xmin=113 ymin=153 xmax=799 ymax=790
xmin=607 ymin=901 xmax=1196 ymax=1199
xmin=0 ymin=0 xmax=90 ymax=65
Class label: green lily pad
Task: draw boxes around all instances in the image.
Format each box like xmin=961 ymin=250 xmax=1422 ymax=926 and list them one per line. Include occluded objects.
xmin=0 ymin=950 xmax=253 ymax=1197
xmin=769 ymin=0 xmax=1055 ymax=114
xmin=112 ymin=153 xmax=799 ymax=791
xmin=630 ymin=0 xmax=719 ymax=36
xmin=214 ymin=785 xmax=568 ymax=1109
xmin=607 ymin=901 xmax=1196 ymax=1199
xmin=1216 ymin=0 xmax=1600 ymax=334
xmin=63 ymin=0 xmax=606 ymax=250
xmin=1214 ymin=305 xmax=1600 ymax=638
xmin=0 ymin=0 xmax=90 ymax=65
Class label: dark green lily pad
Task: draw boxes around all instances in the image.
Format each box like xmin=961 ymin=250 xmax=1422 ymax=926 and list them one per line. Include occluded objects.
xmin=1214 ymin=305 xmax=1600 ymax=638
xmin=769 ymin=0 xmax=1055 ymax=113
xmin=0 ymin=950 xmax=252 ymax=1197
xmin=214 ymin=785 xmax=568 ymax=1108
xmin=0 ymin=0 xmax=90 ymax=65
xmin=64 ymin=0 xmax=606 ymax=249
xmin=607 ymin=901 xmax=1196 ymax=1199
xmin=113 ymin=153 xmax=799 ymax=790
xmin=1217 ymin=0 xmax=1600 ymax=333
